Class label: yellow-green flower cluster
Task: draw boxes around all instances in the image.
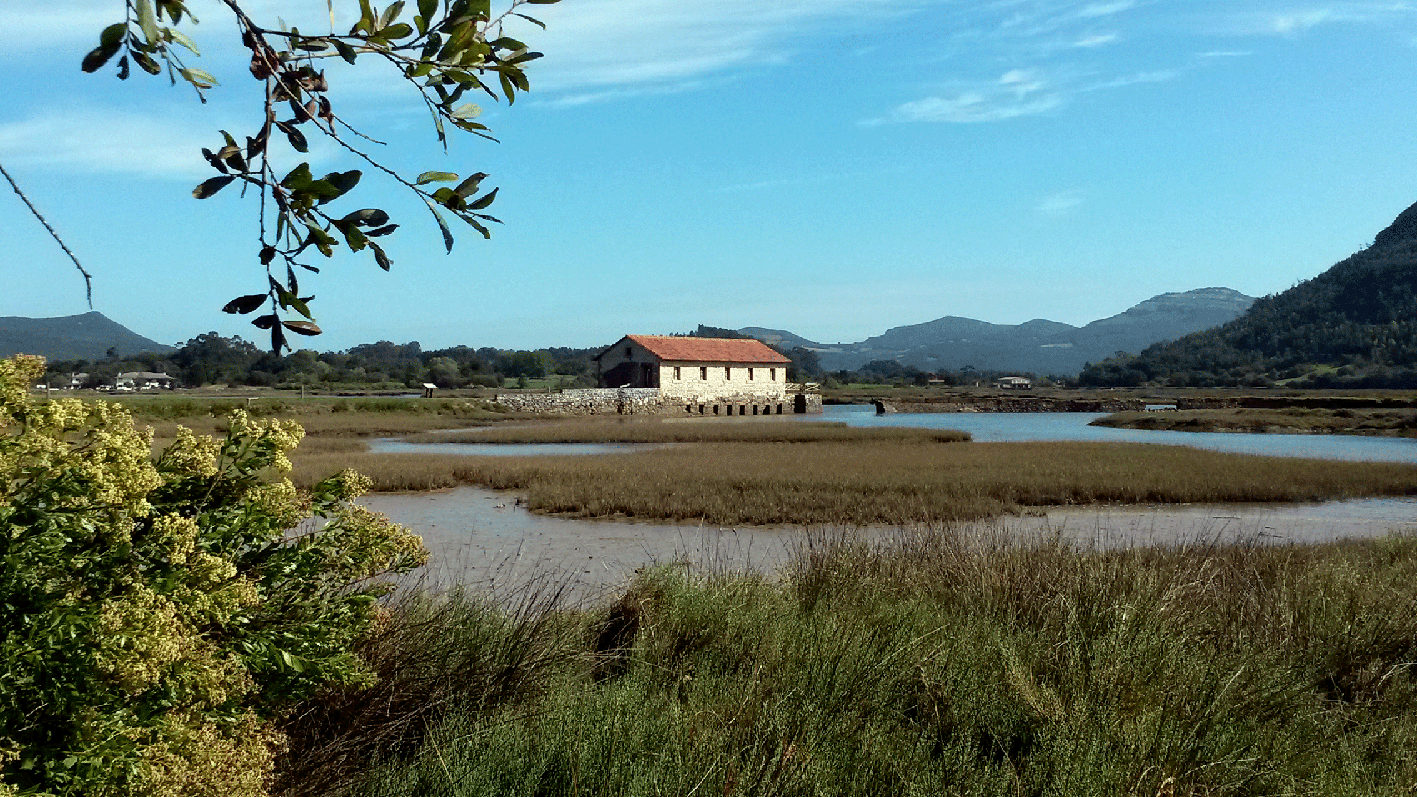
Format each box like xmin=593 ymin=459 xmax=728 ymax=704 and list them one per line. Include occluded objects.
xmin=1 ymin=356 xmax=430 ymax=797
xmin=226 ymin=410 xmax=303 ymax=474
xmin=160 ymin=427 xmax=222 ymax=478
xmin=0 ymin=359 xmax=159 ymax=519
xmin=138 ymin=711 xmax=283 ymax=797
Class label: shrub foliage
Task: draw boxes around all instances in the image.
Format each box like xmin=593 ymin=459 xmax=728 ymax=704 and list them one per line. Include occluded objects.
xmin=0 ymin=356 xmax=426 ymax=797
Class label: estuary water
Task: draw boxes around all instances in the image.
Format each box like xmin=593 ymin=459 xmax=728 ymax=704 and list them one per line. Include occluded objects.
xmin=808 ymin=404 xmax=1417 ymax=463
xmin=363 ymin=405 xmax=1417 ymax=601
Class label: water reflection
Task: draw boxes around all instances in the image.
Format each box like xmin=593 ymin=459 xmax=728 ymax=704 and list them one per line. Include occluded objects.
xmin=809 ymin=405 xmax=1417 ymax=463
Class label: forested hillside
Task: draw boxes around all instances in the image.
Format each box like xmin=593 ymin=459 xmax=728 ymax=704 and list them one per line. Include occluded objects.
xmin=1080 ymin=203 xmax=1417 ymax=388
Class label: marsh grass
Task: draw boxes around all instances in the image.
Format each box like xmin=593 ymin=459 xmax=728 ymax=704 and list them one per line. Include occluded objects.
xmin=287 ymin=531 xmax=1417 ymax=797
xmin=1095 ymin=407 xmax=1417 ymax=436
xmin=294 ymin=441 xmax=1417 ymax=526
xmin=402 ymin=419 xmax=972 ymax=445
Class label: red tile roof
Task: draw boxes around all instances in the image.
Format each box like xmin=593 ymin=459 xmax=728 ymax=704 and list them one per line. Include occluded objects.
xmin=614 ymin=335 xmax=791 ymax=364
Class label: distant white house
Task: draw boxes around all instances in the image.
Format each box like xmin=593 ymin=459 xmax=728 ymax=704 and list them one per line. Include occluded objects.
xmin=115 ymin=371 xmax=175 ymax=391
xmin=995 ymin=376 xmax=1033 ymax=390
xmin=595 ymin=335 xmax=801 ymax=415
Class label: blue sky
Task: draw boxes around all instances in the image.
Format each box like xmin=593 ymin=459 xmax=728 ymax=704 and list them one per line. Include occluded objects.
xmin=4 ymin=0 xmax=1417 ymax=351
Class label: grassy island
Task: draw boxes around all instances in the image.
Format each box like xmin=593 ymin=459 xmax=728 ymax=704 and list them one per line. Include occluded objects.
xmin=1093 ymin=407 xmax=1417 ymax=436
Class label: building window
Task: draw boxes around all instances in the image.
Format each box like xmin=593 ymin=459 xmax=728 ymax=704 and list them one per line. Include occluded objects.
xmin=770 ymin=368 xmax=776 ymax=381
xmin=674 ymin=366 xmax=681 ymax=380
xmin=725 ymin=366 xmax=731 ymax=380
xmin=700 ymin=366 xmax=708 ymax=380
xmin=625 ymin=346 xmax=631 ymax=358
xmin=748 ymin=368 xmax=754 ymax=381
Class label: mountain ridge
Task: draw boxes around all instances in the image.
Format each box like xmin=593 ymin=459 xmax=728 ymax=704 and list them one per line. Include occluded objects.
xmin=741 ymin=287 xmax=1255 ymax=376
xmin=1079 ymin=201 xmax=1417 ymax=387
xmin=0 ymin=311 xmax=172 ymax=362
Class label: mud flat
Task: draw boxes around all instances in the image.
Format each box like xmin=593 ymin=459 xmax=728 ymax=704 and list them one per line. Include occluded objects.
xmin=364 ymin=486 xmax=1417 ymax=603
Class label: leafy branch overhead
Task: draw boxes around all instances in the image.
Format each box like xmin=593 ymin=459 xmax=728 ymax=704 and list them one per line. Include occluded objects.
xmin=83 ymin=0 xmax=558 ymax=351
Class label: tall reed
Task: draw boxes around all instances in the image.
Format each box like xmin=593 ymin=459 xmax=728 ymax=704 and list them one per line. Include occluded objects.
xmin=290 ymin=531 xmax=1417 ymax=796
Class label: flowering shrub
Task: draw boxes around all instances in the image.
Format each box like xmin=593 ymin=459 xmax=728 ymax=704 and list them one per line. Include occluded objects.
xmin=0 ymin=356 xmax=426 ymax=797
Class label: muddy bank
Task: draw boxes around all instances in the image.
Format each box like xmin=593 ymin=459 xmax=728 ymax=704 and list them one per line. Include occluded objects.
xmin=365 ymin=487 xmax=1417 ymax=604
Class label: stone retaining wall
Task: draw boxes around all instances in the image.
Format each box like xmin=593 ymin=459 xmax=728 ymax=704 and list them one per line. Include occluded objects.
xmin=495 ymin=388 xmax=823 ymax=416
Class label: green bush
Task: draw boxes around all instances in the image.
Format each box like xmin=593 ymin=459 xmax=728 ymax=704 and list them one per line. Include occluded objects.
xmin=0 ymin=356 xmax=427 ymax=797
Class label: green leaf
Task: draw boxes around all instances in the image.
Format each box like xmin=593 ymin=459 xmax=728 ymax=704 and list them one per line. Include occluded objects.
xmin=192 ymin=175 xmax=235 ymax=199
xmin=179 ymin=68 xmax=219 ymax=88
xmin=134 ymin=51 xmax=162 ymax=75
xmin=419 ymin=0 xmax=438 ymax=21
xmin=81 ymin=41 xmax=122 ymax=73
xmin=382 ymin=23 xmax=413 ymax=39
xmin=451 ymin=102 xmax=480 ymax=119
xmin=334 ymin=39 xmax=358 ymax=65
xmin=252 ymin=314 xmax=278 ymax=330
xmin=366 ymin=224 xmax=399 ymax=237
xmin=281 ymin=163 xmax=314 ymax=190
xmin=512 ymin=12 xmax=547 ymax=29
xmin=469 ymin=187 xmax=497 ymax=210
xmin=453 ymin=172 xmax=487 ymax=198
xmin=343 ymin=208 xmax=390 ymax=226
xmin=166 ymin=27 xmax=200 ymax=54
xmin=100 ymin=22 xmax=126 ymax=48
xmin=222 ymin=294 xmax=268 ymax=314
xmin=415 ymin=171 xmax=458 ymax=185
xmin=370 ymin=241 xmax=392 ymax=270
xmin=321 ymin=170 xmax=363 ymax=200
xmin=276 ymin=121 xmax=309 ymax=153
xmin=428 ymin=205 xmax=454 ymax=252
xmin=380 ymin=1 xmax=406 ymax=28
xmin=339 ymin=222 xmax=369 ymax=252
xmin=283 ymin=320 xmax=323 ymax=336
xmin=136 ymin=0 xmax=159 ymax=44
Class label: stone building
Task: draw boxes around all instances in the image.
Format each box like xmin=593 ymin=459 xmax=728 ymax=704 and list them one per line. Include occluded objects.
xmin=595 ymin=335 xmax=803 ymax=415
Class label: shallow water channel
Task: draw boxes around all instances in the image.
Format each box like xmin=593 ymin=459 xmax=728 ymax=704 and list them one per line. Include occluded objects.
xmin=363 ymin=406 xmax=1417 ymax=602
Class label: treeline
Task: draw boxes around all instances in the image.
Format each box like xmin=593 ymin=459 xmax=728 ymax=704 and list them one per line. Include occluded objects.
xmin=1080 ymin=222 xmax=1417 ymax=389
xmin=825 ymin=359 xmax=1062 ymax=388
xmin=40 ymin=334 xmax=603 ymax=390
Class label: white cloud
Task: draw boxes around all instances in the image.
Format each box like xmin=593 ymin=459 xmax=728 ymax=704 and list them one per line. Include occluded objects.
xmin=0 ymin=109 xmax=214 ymax=179
xmin=0 ymin=106 xmax=335 ymax=180
xmin=1038 ymin=190 xmax=1085 ymax=215
xmin=519 ymin=0 xmax=911 ymax=97
xmin=1077 ymin=1 xmax=1136 ymax=19
xmin=1221 ymin=3 xmax=1417 ymax=37
xmin=1082 ymin=68 xmax=1178 ymax=91
xmin=1073 ymin=33 xmax=1121 ymax=47
xmin=870 ymin=90 xmax=1066 ymax=125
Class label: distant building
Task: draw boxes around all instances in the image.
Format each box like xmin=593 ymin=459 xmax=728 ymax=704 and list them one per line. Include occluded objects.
xmin=995 ymin=376 xmax=1033 ymax=390
xmin=595 ymin=335 xmax=802 ymax=415
xmin=115 ymin=371 xmax=174 ymax=391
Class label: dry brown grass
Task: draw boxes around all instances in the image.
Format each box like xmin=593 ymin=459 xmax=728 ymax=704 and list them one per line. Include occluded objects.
xmin=1095 ymin=407 xmax=1417 ymax=436
xmin=402 ymin=418 xmax=970 ymax=445
xmin=292 ymin=440 xmax=1417 ymax=526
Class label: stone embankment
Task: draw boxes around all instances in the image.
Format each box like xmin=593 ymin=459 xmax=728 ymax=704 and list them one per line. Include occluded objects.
xmin=495 ymin=388 xmax=823 ymax=416
xmin=874 ymin=397 xmax=1145 ymax=414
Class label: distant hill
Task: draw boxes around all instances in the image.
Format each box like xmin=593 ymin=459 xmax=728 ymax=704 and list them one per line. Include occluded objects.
xmin=1080 ymin=202 xmax=1417 ymax=387
xmin=0 ymin=312 xmax=172 ymax=362
xmin=740 ymin=287 xmax=1254 ymax=376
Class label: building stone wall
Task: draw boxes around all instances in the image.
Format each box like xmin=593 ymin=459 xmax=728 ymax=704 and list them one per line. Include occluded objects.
xmin=495 ymin=387 xmax=819 ymax=416
xmin=657 ymin=362 xmax=788 ymax=402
